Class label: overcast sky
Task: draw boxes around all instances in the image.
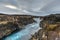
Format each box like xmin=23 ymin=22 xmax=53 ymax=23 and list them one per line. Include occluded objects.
xmin=0 ymin=0 xmax=60 ymax=16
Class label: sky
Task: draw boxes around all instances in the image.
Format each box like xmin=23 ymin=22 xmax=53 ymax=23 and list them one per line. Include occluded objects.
xmin=0 ymin=0 xmax=60 ymax=16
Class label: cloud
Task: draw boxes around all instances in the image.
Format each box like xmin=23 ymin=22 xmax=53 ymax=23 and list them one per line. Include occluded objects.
xmin=40 ymin=0 xmax=60 ymax=12
xmin=0 ymin=0 xmax=60 ymax=16
xmin=5 ymin=5 xmax=18 ymax=9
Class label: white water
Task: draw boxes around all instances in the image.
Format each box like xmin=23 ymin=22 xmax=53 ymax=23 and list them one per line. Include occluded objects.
xmin=3 ymin=18 xmax=41 ymax=40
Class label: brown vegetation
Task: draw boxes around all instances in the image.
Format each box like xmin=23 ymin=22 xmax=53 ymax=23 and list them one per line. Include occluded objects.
xmin=30 ymin=14 xmax=60 ymax=40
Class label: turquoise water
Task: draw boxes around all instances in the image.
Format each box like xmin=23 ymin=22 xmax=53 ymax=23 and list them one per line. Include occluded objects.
xmin=3 ymin=18 xmax=40 ymax=40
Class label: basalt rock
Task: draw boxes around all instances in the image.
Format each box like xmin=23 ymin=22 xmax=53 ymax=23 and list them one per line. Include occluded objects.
xmin=30 ymin=14 xmax=60 ymax=40
xmin=0 ymin=14 xmax=37 ymax=39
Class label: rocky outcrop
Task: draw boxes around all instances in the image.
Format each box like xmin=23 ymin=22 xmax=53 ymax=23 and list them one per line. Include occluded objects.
xmin=30 ymin=14 xmax=60 ymax=40
xmin=0 ymin=14 xmax=38 ymax=39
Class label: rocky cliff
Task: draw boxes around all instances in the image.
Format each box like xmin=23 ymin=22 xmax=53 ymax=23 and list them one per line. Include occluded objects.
xmin=30 ymin=14 xmax=60 ymax=40
xmin=0 ymin=14 xmax=38 ymax=39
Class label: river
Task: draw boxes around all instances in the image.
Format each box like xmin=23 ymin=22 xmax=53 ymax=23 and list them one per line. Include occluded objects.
xmin=3 ymin=18 xmax=41 ymax=40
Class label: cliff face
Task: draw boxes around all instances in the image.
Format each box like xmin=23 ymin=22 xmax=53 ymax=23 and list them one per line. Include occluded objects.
xmin=0 ymin=14 xmax=36 ymax=39
xmin=30 ymin=14 xmax=60 ymax=40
